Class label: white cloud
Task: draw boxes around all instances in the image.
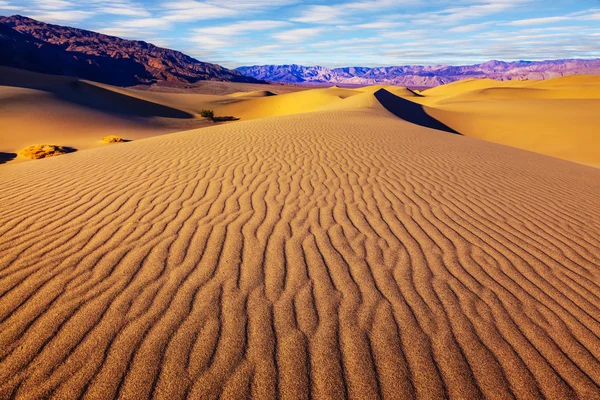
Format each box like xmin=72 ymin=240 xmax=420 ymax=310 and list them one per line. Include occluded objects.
xmin=193 ymin=20 xmax=290 ymax=36
xmin=0 ymin=0 xmax=21 ymax=10
xmin=291 ymin=5 xmax=345 ymax=24
xmin=34 ymin=0 xmax=74 ymax=10
xmin=97 ymin=16 xmax=172 ymax=39
xmin=159 ymin=0 xmax=299 ymax=22
xmin=272 ymin=27 xmax=323 ymax=43
xmin=507 ymin=16 xmax=569 ymax=26
xmin=408 ymin=0 xmax=532 ymax=26
xmin=188 ymin=35 xmax=230 ymax=50
xmin=161 ymin=1 xmax=238 ymax=22
xmin=507 ymin=9 xmax=600 ymax=26
xmin=95 ymin=6 xmax=150 ymax=17
xmin=291 ymin=0 xmax=413 ymax=24
xmin=30 ymin=10 xmax=94 ymax=22
xmin=310 ymin=37 xmax=381 ymax=48
xmin=204 ymin=0 xmax=300 ymax=8
xmin=448 ymin=21 xmax=494 ymax=32
xmin=120 ymin=17 xmax=170 ymax=28
xmin=354 ymin=21 xmax=403 ymax=29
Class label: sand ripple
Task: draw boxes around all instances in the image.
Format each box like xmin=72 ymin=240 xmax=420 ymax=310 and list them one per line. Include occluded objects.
xmin=1 ymin=109 xmax=600 ymax=399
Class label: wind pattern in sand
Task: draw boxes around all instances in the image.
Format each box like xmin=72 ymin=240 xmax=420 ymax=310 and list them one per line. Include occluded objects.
xmin=1 ymin=107 xmax=600 ymax=399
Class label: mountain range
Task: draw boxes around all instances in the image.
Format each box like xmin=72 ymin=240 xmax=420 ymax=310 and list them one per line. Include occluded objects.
xmin=235 ymin=60 xmax=600 ymax=86
xmin=0 ymin=15 xmax=261 ymax=86
xmin=1 ymin=15 xmax=599 ymax=88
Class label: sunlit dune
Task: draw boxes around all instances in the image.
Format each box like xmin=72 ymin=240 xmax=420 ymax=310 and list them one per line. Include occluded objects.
xmin=0 ymin=67 xmax=212 ymax=160
xmin=2 ymin=68 xmax=600 ymax=399
xmin=4 ymin=67 xmax=597 ymax=168
xmin=416 ymin=75 xmax=600 ymax=167
xmin=2 ymin=99 xmax=600 ymax=398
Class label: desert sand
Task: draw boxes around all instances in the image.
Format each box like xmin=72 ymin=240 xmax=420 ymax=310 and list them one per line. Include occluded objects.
xmin=3 ymin=67 xmax=598 ymax=167
xmin=1 ymin=71 xmax=600 ymax=399
xmin=0 ymin=67 xmax=217 ymax=164
xmin=415 ymin=76 xmax=600 ymax=168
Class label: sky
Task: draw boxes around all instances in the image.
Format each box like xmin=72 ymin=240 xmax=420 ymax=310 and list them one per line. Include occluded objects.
xmin=1 ymin=0 xmax=599 ymax=68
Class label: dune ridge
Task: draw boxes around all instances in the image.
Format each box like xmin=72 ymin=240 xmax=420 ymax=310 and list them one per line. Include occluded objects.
xmin=1 ymin=105 xmax=600 ymax=398
xmin=3 ymin=68 xmax=599 ymax=168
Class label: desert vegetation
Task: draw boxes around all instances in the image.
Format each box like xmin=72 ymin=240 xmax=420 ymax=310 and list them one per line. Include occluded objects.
xmin=102 ymin=135 xmax=125 ymax=143
xmin=200 ymin=109 xmax=215 ymax=120
xmin=18 ymin=144 xmax=73 ymax=159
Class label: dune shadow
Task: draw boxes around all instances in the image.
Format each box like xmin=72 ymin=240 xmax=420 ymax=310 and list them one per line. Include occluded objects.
xmin=406 ymin=88 xmax=425 ymax=97
xmin=0 ymin=68 xmax=194 ymax=120
xmin=63 ymin=146 xmax=77 ymax=153
xmin=213 ymin=116 xmax=239 ymax=122
xmin=374 ymin=89 xmax=459 ymax=134
xmin=72 ymin=81 xmax=195 ymax=119
xmin=0 ymin=152 xmax=17 ymax=164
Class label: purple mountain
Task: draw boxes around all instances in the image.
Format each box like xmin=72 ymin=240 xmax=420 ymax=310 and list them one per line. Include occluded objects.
xmin=236 ymin=59 xmax=600 ymax=87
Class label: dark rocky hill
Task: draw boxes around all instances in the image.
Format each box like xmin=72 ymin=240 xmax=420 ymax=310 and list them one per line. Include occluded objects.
xmin=0 ymin=15 xmax=263 ymax=86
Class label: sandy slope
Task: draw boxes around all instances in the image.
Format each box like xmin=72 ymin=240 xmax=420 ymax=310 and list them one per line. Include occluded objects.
xmin=0 ymin=67 xmax=215 ymax=163
xmin=418 ymin=75 xmax=600 ymax=167
xmin=1 ymin=97 xmax=600 ymax=399
xmin=4 ymin=67 xmax=598 ymax=168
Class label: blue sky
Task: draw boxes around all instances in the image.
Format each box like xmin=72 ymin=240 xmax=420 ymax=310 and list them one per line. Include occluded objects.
xmin=1 ymin=0 xmax=599 ymax=68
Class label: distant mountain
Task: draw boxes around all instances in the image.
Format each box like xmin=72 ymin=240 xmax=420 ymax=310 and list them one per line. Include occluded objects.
xmin=0 ymin=15 xmax=263 ymax=86
xmin=236 ymin=59 xmax=600 ymax=86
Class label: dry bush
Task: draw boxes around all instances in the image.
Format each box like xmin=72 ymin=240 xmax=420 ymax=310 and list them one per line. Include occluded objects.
xmin=18 ymin=144 xmax=72 ymax=159
xmin=102 ymin=135 xmax=125 ymax=143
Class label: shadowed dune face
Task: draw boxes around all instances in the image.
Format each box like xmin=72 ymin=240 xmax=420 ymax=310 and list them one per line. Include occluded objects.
xmin=1 ymin=109 xmax=600 ymax=399
xmin=0 ymin=69 xmax=194 ymax=119
xmin=229 ymin=90 xmax=277 ymax=98
xmin=374 ymin=89 xmax=459 ymax=134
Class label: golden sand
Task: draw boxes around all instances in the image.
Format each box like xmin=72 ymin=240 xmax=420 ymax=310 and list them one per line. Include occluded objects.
xmin=1 ymin=70 xmax=600 ymax=399
xmin=416 ymin=75 xmax=600 ymax=167
xmin=0 ymin=67 xmax=212 ymax=161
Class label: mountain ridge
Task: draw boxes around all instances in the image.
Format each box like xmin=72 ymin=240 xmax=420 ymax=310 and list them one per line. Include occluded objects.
xmin=236 ymin=59 xmax=600 ymax=86
xmin=0 ymin=15 xmax=263 ymax=86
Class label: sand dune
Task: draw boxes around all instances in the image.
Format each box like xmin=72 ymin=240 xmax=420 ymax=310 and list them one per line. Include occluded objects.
xmin=0 ymin=67 xmax=213 ymax=161
xmin=4 ymin=67 xmax=597 ymax=168
xmin=417 ymin=75 xmax=600 ymax=167
xmin=1 ymin=89 xmax=600 ymax=399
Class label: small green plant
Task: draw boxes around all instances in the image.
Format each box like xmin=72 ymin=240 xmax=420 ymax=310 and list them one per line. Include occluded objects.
xmin=200 ymin=109 xmax=215 ymax=120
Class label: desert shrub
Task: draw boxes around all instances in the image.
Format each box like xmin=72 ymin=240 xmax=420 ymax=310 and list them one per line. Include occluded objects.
xmin=18 ymin=144 xmax=72 ymax=159
xmin=200 ymin=109 xmax=215 ymax=119
xmin=102 ymin=135 xmax=125 ymax=143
